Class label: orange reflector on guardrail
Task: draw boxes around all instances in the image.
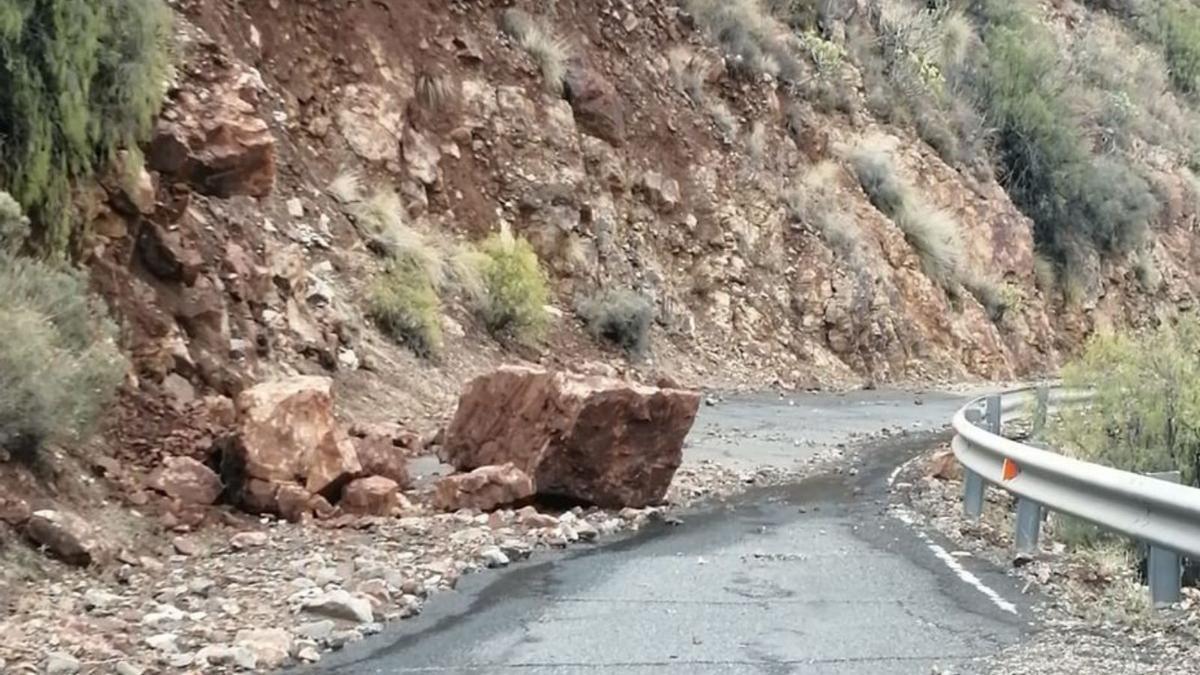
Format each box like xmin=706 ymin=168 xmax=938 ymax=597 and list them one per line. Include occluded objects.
xmin=1002 ymin=458 xmax=1020 ymax=481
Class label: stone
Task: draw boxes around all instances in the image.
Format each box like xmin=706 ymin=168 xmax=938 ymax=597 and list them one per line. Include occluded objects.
xmin=443 ymin=367 xmax=700 ymax=507
xmin=276 ymin=483 xmax=316 ymax=523
xmin=234 ymin=628 xmax=292 ymax=669
xmin=145 ymin=633 xmax=179 ymax=652
xmin=136 ymin=221 xmax=204 ymax=285
xmin=351 ymin=434 xmax=411 ymax=487
xmin=294 ymin=620 xmax=336 ymax=641
xmin=340 ymin=476 xmax=401 ymax=516
xmin=148 ymin=96 xmax=276 ymax=198
xmin=563 ymin=64 xmax=626 ymax=146
xmin=172 ymin=536 xmax=198 ymax=556
xmin=0 ymin=497 xmax=31 ymax=526
xmin=147 ymin=456 xmax=223 ymax=505
xmin=636 ymin=171 xmax=680 ymax=212
xmin=516 ymin=506 xmax=559 ymax=529
xmin=115 ymin=663 xmax=145 ymax=675
xmin=433 ymin=464 xmax=535 ymax=512
xmin=574 ymin=519 xmax=600 ymax=541
xmin=83 ymin=588 xmax=120 ymax=611
xmin=928 ymin=450 xmax=963 ymax=481
xmin=302 ymin=589 xmax=374 ymax=624
xmin=298 ymin=646 xmax=321 ymax=662
xmin=287 ymin=197 xmax=305 ymax=218
xmin=478 ymin=546 xmax=510 ymax=568
xmin=113 ymin=150 xmax=157 ymax=215
xmin=26 ymin=510 xmax=101 ymax=566
xmin=403 ymin=126 xmax=441 ymax=185
xmin=230 ymin=377 xmax=361 ymax=502
xmin=230 ymin=531 xmax=269 ymax=550
xmin=45 ymin=652 xmax=80 ymax=674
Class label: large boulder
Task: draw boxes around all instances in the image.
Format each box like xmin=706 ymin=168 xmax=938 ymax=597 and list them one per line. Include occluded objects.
xmin=563 ymin=64 xmax=625 ymax=147
xmin=442 ymin=367 xmax=700 ymax=507
xmin=433 ymin=463 xmax=535 ymax=512
xmin=229 ymin=377 xmax=361 ymax=500
xmin=350 ymin=432 xmax=410 ymax=488
xmin=26 ymin=510 xmax=102 ymax=566
xmin=147 ymin=456 xmax=223 ymax=505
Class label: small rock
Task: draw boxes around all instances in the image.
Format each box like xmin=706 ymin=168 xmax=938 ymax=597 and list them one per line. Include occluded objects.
xmin=115 ymin=663 xmax=145 ymax=675
xmin=188 ymin=578 xmax=216 ymax=597
xmin=574 ymin=519 xmax=599 ymax=541
xmin=298 ymin=646 xmax=321 ymax=662
xmin=44 ymin=652 xmax=80 ymax=674
xmin=145 ymin=632 xmax=179 ymax=652
xmin=230 ymin=531 xmax=269 ymax=550
xmin=478 ymin=546 xmax=510 ymax=568
xmin=235 ymin=628 xmax=292 ymax=669
xmin=294 ymin=620 xmax=335 ymax=641
xmin=83 ymin=588 xmax=120 ymax=612
xmin=172 ymin=536 xmax=197 ymax=556
xmin=26 ymin=510 xmax=101 ymax=566
xmin=287 ymin=197 xmax=305 ymax=218
xmin=303 ymin=589 xmax=374 ymax=624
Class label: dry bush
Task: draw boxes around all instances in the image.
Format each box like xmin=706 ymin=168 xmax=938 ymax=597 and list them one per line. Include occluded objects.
xmin=415 ymin=69 xmax=459 ymax=111
xmin=354 ymin=188 xmax=446 ymax=288
xmin=784 ymin=161 xmax=861 ymax=259
xmin=684 ymin=0 xmax=804 ymax=82
xmin=852 ymin=146 xmax=963 ymax=291
xmin=668 ymin=47 xmax=709 ymax=104
xmin=577 ymin=288 xmax=654 ymax=358
xmin=368 ymin=256 xmax=443 ymax=359
xmin=707 ymin=99 xmax=741 ymax=143
xmin=327 ymin=169 xmax=364 ymax=206
xmin=499 ymin=8 xmax=569 ymax=93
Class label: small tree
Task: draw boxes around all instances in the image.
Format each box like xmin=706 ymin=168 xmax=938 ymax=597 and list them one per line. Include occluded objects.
xmin=1054 ymin=319 xmax=1200 ymax=485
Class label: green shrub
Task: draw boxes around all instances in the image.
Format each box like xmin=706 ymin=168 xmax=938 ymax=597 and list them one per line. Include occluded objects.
xmin=472 ymin=228 xmax=549 ymax=341
xmin=0 ymin=199 xmax=126 ymax=458
xmin=367 ymin=256 xmax=443 ymax=358
xmin=0 ymin=190 xmax=29 ymax=254
xmin=968 ymin=7 xmax=1156 ymax=266
xmin=852 ymin=147 xmax=963 ymax=290
xmin=1151 ymin=2 xmax=1200 ymax=95
xmin=577 ymin=289 xmax=654 ymax=358
xmin=1054 ymin=319 xmax=1200 ymax=485
xmin=0 ymin=0 xmax=171 ymax=256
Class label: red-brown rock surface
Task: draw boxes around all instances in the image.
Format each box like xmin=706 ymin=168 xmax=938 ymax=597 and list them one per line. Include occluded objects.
xmin=147 ymin=456 xmax=224 ymax=505
xmin=442 ymin=367 xmax=700 ymax=508
xmin=230 ymin=377 xmax=361 ymax=500
xmin=433 ymin=463 xmax=535 ymax=512
xmin=340 ymin=477 xmax=402 ymax=516
xmin=26 ymin=510 xmax=103 ymax=567
xmin=350 ymin=433 xmax=411 ymax=488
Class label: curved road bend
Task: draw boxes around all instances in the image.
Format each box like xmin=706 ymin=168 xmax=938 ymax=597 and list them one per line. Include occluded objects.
xmin=301 ymin=389 xmax=1030 ymax=674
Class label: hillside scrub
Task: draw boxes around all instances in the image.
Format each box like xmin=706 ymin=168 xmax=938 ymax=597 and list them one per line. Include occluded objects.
xmin=0 ymin=0 xmax=171 ymax=257
xmin=1054 ymin=319 xmax=1200 ymax=486
xmin=471 ymin=227 xmax=549 ymax=342
xmin=498 ymin=8 xmax=569 ymax=93
xmin=968 ymin=0 xmax=1155 ymax=273
xmin=852 ymin=146 xmax=963 ymax=292
xmin=368 ymin=256 xmax=444 ymax=359
xmin=0 ymin=193 xmax=126 ymax=459
xmin=577 ymin=288 xmax=654 ymax=358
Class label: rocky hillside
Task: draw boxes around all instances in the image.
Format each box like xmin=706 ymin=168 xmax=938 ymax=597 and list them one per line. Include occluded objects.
xmin=3 ymin=0 xmax=1200 ymax=670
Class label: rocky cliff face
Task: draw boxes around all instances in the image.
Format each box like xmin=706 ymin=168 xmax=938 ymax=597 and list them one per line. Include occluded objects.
xmin=74 ymin=0 xmax=1200 ymax=459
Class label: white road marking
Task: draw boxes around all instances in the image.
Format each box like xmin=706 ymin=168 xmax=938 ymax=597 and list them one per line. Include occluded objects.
xmin=891 ymin=507 xmax=1018 ymax=615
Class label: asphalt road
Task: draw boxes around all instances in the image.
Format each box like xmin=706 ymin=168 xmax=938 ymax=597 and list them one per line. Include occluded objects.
xmin=302 ymin=389 xmax=1030 ymax=674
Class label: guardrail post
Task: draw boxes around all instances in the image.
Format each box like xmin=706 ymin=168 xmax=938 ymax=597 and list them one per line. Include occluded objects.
xmin=1031 ymin=385 xmax=1049 ymax=438
xmin=964 ymin=396 xmax=1002 ymax=520
xmin=1148 ymin=470 xmax=1183 ymax=608
xmin=1014 ymin=497 xmax=1042 ymax=553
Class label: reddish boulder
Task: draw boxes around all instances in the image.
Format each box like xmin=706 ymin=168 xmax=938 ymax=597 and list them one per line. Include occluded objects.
xmin=564 ymin=64 xmax=626 ymax=147
xmin=26 ymin=510 xmax=102 ymax=566
xmin=148 ymin=84 xmax=276 ymax=198
xmin=148 ymin=457 xmax=223 ymax=506
xmin=340 ymin=477 xmax=401 ymax=516
xmin=443 ymin=367 xmax=700 ymax=508
xmin=231 ymin=377 xmax=361 ymax=499
xmin=350 ymin=434 xmax=410 ymax=488
xmin=434 ymin=464 xmax=534 ymax=512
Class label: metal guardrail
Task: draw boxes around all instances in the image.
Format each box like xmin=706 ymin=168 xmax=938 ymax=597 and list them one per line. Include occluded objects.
xmin=951 ymin=386 xmax=1200 ymax=606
